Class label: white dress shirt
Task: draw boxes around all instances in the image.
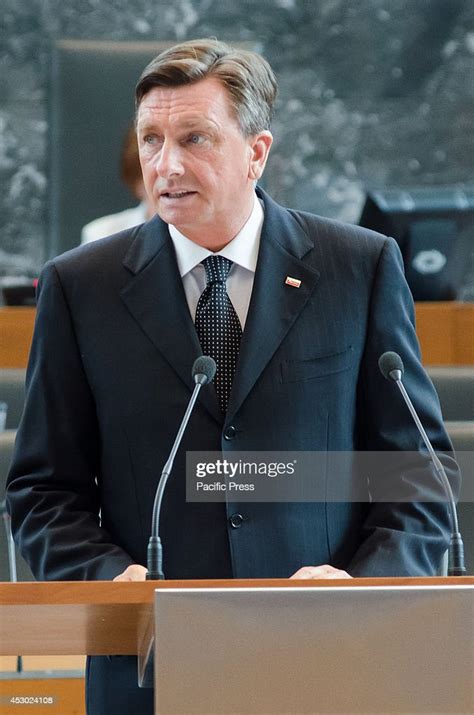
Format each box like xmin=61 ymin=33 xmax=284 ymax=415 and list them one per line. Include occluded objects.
xmin=168 ymin=194 xmax=264 ymax=329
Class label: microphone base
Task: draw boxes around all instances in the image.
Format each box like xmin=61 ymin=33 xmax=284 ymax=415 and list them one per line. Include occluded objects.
xmin=146 ymin=536 xmax=164 ymax=580
xmin=448 ymin=533 xmax=466 ymax=576
xmin=448 ymin=567 xmax=467 ymax=577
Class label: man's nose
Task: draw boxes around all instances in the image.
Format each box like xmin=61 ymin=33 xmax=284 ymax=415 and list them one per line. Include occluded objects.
xmin=154 ymin=141 xmax=185 ymax=178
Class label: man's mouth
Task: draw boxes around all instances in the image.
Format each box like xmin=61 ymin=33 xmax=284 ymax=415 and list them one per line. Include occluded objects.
xmin=160 ymin=191 xmax=196 ymax=199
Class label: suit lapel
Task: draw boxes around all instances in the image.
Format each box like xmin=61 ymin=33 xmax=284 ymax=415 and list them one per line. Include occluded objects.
xmin=227 ymin=190 xmax=320 ymax=420
xmin=119 ymin=191 xmax=320 ymax=426
xmin=120 ymin=216 xmax=222 ymax=424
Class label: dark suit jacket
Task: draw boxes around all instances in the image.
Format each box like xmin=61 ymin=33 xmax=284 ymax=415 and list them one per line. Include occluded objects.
xmin=7 ymin=188 xmax=458 ymax=582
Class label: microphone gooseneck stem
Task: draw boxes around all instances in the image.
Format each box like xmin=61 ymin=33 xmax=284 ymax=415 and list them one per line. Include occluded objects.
xmin=394 ymin=377 xmax=465 ymax=576
xmin=146 ymin=381 xmax=203 ymax=580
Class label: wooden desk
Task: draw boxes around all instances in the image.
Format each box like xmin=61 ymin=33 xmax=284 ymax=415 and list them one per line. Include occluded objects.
xmin=415 ymin=301 xmax=474 ymax=365
xmin=1 ymin=303 xmax=473 ymax=368
xmin=0 ymin=308 xmax=35 ymax=369
xmin=0 ymin=675 xmax=85 ymax=715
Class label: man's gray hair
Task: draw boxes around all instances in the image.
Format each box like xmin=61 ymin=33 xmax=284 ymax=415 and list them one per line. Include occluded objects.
xmin=135 ymin=38 xmax=278 ymax=136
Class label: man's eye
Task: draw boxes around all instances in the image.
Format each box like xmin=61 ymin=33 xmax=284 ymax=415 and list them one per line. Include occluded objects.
xmin=188 ymin=134 xmax=205 ymax=145
xmin=143 ymin=135 xmax=159 ymax=145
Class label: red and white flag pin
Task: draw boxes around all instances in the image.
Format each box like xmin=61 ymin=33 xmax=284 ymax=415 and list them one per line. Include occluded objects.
xmin=285 ymin=276 xmax=302 ymax=288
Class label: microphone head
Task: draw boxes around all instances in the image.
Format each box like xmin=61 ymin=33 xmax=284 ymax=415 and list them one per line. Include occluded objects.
xmin=192 ymin=356 xmax=217 ymax=385
xmin=378 ymin=351 xmax=404 ymax=381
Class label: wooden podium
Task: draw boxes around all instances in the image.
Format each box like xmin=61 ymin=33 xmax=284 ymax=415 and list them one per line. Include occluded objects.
xmin=1 ymin=577 xmax=473 ymax=714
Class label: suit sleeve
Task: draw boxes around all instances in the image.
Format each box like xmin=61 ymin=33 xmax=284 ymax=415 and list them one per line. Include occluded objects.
xmin=348 ymin=237 xmax=460 ymax=577
xmin=6 ymin=261 xmax=135 ymax=581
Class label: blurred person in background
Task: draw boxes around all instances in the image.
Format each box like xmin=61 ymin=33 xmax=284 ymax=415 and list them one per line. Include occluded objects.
xmin=81 ymin=123 xmax=154 ymax=243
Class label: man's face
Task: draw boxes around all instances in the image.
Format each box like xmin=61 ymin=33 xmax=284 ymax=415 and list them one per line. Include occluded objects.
xmin=136 ymin=78 xmax=272 ymax=248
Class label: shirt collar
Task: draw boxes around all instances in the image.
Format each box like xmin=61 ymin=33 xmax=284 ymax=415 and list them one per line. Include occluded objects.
xmin=168 ymin=193 xmax=264 ymax=278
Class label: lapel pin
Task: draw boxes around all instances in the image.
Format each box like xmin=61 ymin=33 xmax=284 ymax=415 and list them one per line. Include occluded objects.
xmin=285 ymin=276 xmax=302 ymax=288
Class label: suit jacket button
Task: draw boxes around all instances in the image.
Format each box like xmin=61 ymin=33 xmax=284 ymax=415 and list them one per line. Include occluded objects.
xmin=229 ymin=513 xmax=244 ymax=528
xmin=224 ymin=426 xmax=236 ymax=440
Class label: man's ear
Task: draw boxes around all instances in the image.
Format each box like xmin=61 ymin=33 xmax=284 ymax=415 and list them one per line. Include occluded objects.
xmin=248 ymin=131 xmax=273 ymax=181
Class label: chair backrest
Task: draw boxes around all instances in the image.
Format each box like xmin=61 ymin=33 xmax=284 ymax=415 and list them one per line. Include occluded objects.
xmin=0 ymin=368 xmax=26 ymax=429
xmin=427 ymin=365 xmax=474 ymax=421
xmin=0 ymin=430 xmax=34 ymax=582
xmin=427 ymin=366 xmax=474 ymax=421
xmin=48 ymin=39 xmax=169 ymax=258
xmin=446 ymin=420 xmax=474 ymax=451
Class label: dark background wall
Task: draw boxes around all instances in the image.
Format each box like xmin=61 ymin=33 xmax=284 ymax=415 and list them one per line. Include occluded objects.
xmin=1 ymin=0 xmax=473 ymax=284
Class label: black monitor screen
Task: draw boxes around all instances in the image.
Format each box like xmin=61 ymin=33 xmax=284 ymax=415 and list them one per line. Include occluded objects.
xmin=358 ymin=187 xmax=473 ymax=301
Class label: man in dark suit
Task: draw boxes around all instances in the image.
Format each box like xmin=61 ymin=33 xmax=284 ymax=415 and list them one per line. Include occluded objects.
xmin=7 ymin=39 xmax=458 ymax=714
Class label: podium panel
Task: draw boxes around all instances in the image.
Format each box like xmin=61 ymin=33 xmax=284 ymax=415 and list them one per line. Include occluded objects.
xmin=154 ymin=585 xmax=473 ymax=715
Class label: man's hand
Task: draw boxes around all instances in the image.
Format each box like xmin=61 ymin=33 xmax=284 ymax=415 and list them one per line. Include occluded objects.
xmin=113 ymin=564 xmax=352 ymax=581
xmin=113 ymin=564 xmax=147 ymax=581
xmin=289 ymin=565 xmax=352 ymax=579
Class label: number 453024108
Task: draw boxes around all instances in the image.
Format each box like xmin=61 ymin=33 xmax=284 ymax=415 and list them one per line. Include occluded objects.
xmin=7 ymin=696 xmax=55 ymax=705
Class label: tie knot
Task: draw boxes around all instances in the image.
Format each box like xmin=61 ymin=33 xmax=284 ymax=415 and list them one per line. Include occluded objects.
xmin=202 ymin=255 xmax=233 ymax=285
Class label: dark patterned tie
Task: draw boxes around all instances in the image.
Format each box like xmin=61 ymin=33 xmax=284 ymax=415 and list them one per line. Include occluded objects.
xmin=195 ymin=255 xmax=242 ymax=412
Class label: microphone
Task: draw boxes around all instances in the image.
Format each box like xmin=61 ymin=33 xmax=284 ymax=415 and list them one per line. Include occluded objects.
xmin=146 ymin=356 xmax=216 ymax=580
xmin=192 ymin=355 xmax=218 ymax=385
xmin=378 ymin=351 xmax=465 ymax=576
